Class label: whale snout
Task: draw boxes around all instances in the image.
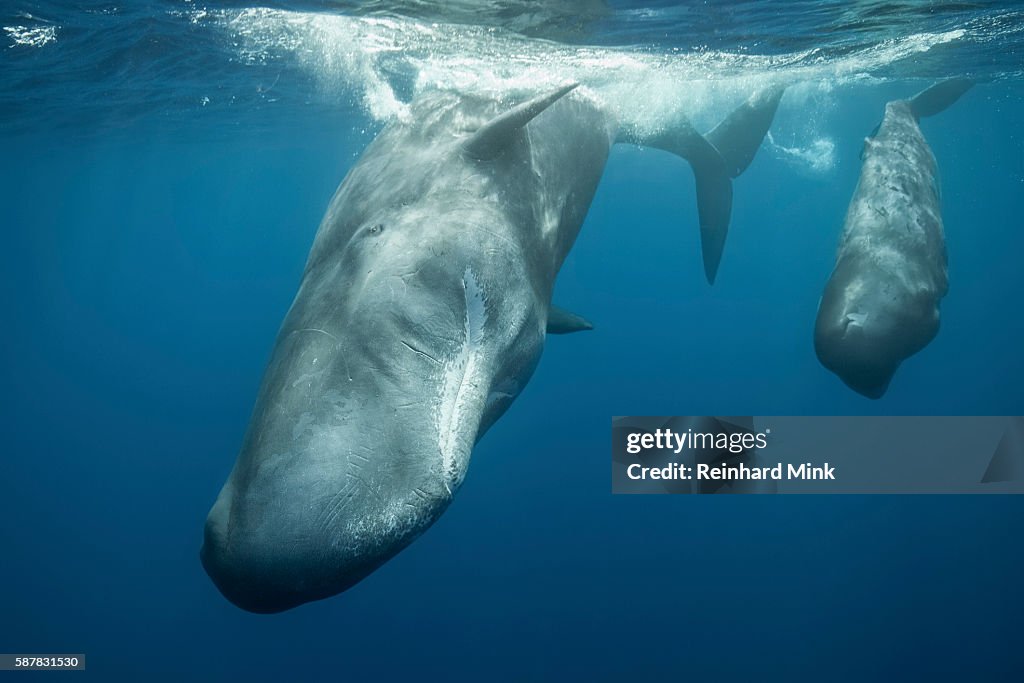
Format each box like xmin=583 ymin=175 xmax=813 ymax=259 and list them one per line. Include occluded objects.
xmin=815 ymin=259 xmax=942 ymax=400
xmin=814 ymin=307 xmax=900 ymax=399
xmin=200 ymin=440 xmax=451 ymax=613
xmin=200 ymin=511 xmax=339 ymax=614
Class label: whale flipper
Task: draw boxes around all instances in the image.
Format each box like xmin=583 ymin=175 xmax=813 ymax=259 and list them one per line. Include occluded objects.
xmin=464 ymin=83 xmax=579 ymax=160
xmin=909 ymin=78 xmax=974 ymax=120
xmin=547 ymin=305 xmax=594 ymax=334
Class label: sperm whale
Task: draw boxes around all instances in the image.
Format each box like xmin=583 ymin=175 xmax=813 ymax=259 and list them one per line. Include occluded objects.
xmin=814 ymin=79 xmax=973 ymax=398
xmin=201 ymin=83 xmax=783 ymax=612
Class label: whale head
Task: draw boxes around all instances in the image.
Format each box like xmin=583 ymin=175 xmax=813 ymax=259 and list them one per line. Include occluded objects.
xmin=814 ymin=305 xmax=899 ymax=399
xmin=814 ymin=257 xmax=939 ymax=399
xmin=201 ymin=200 xmax=546 ymax=613
xmin=200 ymin=84 xmax=591 ymax=613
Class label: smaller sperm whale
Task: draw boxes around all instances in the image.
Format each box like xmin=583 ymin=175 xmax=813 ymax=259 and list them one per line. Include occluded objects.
xmin=814 ymin=79 xmax=973 ymax=398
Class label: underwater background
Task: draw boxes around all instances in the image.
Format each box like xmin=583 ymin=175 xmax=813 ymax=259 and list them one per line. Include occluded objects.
xmin=2 ymin=1 xmax=1023 ymax=680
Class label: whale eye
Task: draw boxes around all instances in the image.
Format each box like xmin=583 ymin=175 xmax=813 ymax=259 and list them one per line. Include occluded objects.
xmin=368 ymin=223 xmax=384 ymax=235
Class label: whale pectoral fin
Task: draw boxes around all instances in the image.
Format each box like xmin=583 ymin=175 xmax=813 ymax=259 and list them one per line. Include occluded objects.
xmin=861 ymin=123 xmax=881 ymax=160
xmin=546 ymin=305 xmax=594 ymax=334
xmin=463 ymin=83 xmax=579 ymax=161
xmin=705 ymin=84 xmax=786 ymax=178
xmin=909 ymin=78 xmax=974 ymax=120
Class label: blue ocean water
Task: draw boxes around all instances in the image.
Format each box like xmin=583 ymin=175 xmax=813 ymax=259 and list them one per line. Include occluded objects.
xmin=2 ymin=1 xmax=1023 ymax=680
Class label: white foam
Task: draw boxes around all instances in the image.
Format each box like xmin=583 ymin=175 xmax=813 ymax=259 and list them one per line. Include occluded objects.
xmin=206 ymin=7 xmax=972 ymax=133
xmin=4 ymin=24 xmax=57 ymax=48
xmin=766 ymin=131 xmax=837 ymax=175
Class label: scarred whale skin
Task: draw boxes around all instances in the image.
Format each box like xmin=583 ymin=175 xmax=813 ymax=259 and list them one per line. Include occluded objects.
xmin=814 ymin=79 xmax=972 ymax=399
xmin=201 ymin=86 xmax=613 ymax=613
xmin=201 ymin=84 xmax=783 ymax=612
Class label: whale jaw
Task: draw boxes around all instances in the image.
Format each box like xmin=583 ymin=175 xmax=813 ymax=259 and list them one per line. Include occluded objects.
xmin=199 ymin=429 xmax=460 ymax=613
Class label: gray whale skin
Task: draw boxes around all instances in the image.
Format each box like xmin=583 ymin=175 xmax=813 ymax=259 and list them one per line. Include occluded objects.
xmin=201 ymin=83 xmax=783 ymax=612
xmin=814 ymin=79 xmax=972 ymax=399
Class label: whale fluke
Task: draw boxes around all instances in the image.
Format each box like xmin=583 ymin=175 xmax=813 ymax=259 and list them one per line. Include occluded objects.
xmin=616 ymin=123 xmax=734 ymax=284
xmin=546 ymin=305 xmax=594 ymax=334
xmin=705 ymin=84 xmax=787 ymax=177
xmin=688 ymin=141 xmax=733 ymax=284
xmin=694 ymin=85 xmax=785 ymax=283
xmin=909 ymin=78 xmax=974 ymax=120
xmin=464 ymin=83 xmax=580 ymax=160
xmin=617 ymin=85 xmax=784 ymax=284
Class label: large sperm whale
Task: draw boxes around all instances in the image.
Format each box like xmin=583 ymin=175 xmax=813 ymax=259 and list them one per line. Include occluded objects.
xmin=201 ymin=83 xmax=783 ymax=612
xmin=814 ymin=79 xmax=972 ymax=398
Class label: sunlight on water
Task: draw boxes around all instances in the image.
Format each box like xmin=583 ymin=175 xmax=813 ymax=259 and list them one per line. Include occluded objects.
xmin=211 ymin=6 xmax=969 ymax=133
xmin=3 ymin=23 xmax=58 ymax=48
xmin=4 ymin=3 xmax=1021 ymax=136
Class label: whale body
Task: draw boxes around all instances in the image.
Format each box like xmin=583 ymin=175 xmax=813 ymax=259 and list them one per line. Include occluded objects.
xmin=201 ymin=83 xmax=782 ymax=612
xmin=814 ymin=79 xmax=972 ymax=399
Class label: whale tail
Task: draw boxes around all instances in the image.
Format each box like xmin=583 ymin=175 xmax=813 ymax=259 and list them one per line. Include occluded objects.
xmin=908 ymin=78 xmax=974 ymax=120
xmin=695 ymin=85 xmax=786 ymax=284
xmin=705 ymin=84 xmax=787 ymax=177
xmin=620 ymin=84 xmax=785 ymax=284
